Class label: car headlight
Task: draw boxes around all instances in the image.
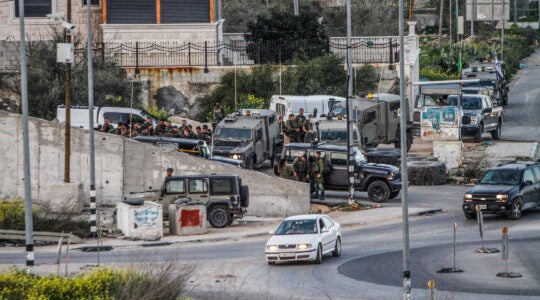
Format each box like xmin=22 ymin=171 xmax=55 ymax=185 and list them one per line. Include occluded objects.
xmin=297 ymin=244 xmax=311 ymax=250
xmin=266 ymin=245 xmax=278 ymax=251
xmin=496 ymin=194 xmax=508 ymax=202
xmin=469 ymin=116 xmax=479 ymax=125
xmin=464 ymin=194 xmax=472 ymax=202
xmin=387 ymin=172 xmax=395 ymax=181
xmin=231 ymin=154 xmax=243 ymax=160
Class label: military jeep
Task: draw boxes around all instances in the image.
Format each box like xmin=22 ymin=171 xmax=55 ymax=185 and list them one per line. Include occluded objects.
xmin=125 ymin=174 xmax=249 ymax=228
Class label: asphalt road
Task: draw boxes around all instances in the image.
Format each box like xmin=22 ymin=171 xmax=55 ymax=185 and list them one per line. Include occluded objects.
xmin=501 ymin=49 xmax=540 ymax=142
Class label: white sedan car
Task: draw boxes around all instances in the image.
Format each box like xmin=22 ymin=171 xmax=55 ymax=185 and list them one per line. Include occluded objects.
xmin=265 ymin=214 xmax=342 ymax=264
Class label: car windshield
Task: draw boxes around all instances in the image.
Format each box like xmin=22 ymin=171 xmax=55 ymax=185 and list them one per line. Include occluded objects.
xmin=462 ymin=96 xmax=482 ymax=109
xmin=215 ymin=128 xmax=252 ymax=140
xmin=480 ymin=169 xmax=522 ymax=185
xmin=285 ymin=149 xmax=306 ymax=163
xmin=275 ymin=219 xmax=317 ymax=235
xmin=353 ymin=147 xmax=367 ymax=163
xmin=320 ymin=130 xmax=358 ymax=142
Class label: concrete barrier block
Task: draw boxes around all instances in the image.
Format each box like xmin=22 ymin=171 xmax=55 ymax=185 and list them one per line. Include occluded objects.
xmin=433 ymin=141 xmax=463 ymax=170
xmin=169 ymin=203 xmax=207 ymax=235
xmin=117 ymin=201 xmax=163 ymax=240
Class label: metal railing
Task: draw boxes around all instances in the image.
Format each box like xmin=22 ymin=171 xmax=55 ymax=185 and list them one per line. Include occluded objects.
xmin=76 ymin=37 xmax=400 ymax=69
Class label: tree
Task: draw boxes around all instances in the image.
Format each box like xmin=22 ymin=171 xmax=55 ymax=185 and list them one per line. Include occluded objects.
xmin=245 ymin=9 xmax=329 ymax=64
xmin=3 ymin=31 xmax=140 ymax=121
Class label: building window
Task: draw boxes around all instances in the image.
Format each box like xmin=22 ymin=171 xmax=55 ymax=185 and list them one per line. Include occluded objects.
xmin=15 ymin=0 xmax=52 ymax=17
xmin=82 ymin=0 xmax=100 ymax=5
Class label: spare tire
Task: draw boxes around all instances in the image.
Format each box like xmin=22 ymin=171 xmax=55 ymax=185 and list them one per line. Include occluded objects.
xmin=122 ymin=198 xmax=144 ymax=205
xmin=240 ymin=185 xmax=249 ymax=208
xmin=407 ymin=161 xmax=447 ymax=185
xmin=365 ymin=149 xmax=401 ymax=166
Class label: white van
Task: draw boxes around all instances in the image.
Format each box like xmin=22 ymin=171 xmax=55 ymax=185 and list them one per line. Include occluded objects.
xmin=56 ymin=105 xmax=157 ymax=129
xmin=269 ymin=95 xmax=346 ymax=118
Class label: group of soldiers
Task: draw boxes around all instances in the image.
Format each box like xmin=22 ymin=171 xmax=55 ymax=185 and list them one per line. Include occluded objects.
xmin=279 ymin=108 xmax=316 ymax=143
xmin=278 ymin=151 xmax=326 ymax=200
xmin=96 ymin=116 xmax=213 ymax=141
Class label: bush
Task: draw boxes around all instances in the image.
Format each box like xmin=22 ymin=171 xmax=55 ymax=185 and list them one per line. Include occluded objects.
xmin=0 ymin=261 xmax=194 ymax=300
xmin=0 ymin=199 xmax=90 ymax=238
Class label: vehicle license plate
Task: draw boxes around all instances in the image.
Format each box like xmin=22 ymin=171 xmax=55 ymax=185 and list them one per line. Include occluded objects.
xmin=478 ymin=205 xmax=487 ymax=210
xmin=280 ymin=252 xmax=295 ymax=258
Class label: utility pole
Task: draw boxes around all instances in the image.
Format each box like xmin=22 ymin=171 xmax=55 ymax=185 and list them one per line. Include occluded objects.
xmin=438 ymin=0 xmax=444 ymax=47
xmin=87 ymin=0 xmax=97 ymax=239
xmin=449 ymin=0 xmax=452 ymax=44
xmin=472 ymin=0 xmax=476 ymax=36
xmin=64 ymin=0 xmax=72 ymax=183
xmin=501 ymin=0 xmax=505 ymax=60
xmin=399 ymin=0 xmax=411 ymax=298
xmin=409 ymin=0 xmax=415 ymax=21
xmin=293 ymin=0 xmax=298 ymax=15
xmin=346 ymin=0 xmax=354 ymax=205
xmin=18 ymin=0 xmax=35 ymax=270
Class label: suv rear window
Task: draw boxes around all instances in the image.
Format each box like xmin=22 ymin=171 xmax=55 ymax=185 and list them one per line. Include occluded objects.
xmin=210 ymin=178 xmax=234 ymax=195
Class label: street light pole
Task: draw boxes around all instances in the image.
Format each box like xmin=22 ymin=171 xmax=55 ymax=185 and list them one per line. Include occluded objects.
xmin=87 ymin=0 xmax=97 ymax=239
xmin=399 ymin=0 xmax=411 ymax=299
xmin=18 ymin=0 xmax=35 ymax=270
xmin=346 ymin=0 xmax=354 ymax=205
xmin=501 ymin=0 xmax=505 ymax=60
xmin=64 ymin=0 xmax=72 ymax=183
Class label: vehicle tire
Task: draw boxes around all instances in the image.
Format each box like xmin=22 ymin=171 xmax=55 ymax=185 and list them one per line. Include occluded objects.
xmin=407 ymin=161 xmax=447 ymax=185
xmin=247 ymin=157 xmax=255 ymax=170
xmin=332 ymin=237 xmax=342 ymax=257
xmin=314 ymin=244 xmax=323 ymax=264
xmin=240 ymin=185 xmax=249 ymax=208
xmin=365 ymin=149 xmax=401 ymax=166
xmin=367 ymin=180 xmax=391 ymax=203
xmin=473 ymin=123 xmax=483 ymax=143
xmin=464 ymin=212 xmax=476 ymax=220
xmin=208 ymin=205 xmax=231 ymax=228
xmin=507 ymin=199 xmax=523 ymax=220
xmin=490 ymin=120 xmax=502 ymax=140
xmin=394 ymin=132 xmax=414 ymax=152
xmin=389 ymin=191 xmax=400 ymax=199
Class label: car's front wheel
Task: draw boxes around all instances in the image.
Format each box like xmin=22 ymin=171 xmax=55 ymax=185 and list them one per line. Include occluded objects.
xmin=507 ymin=199 xmax=523 ymax=220
xmin=367 ymin=180 xmax=390 ymax=202
xmin=332 ymin=237 xmax=341 ymax=257
xmin=208 ymin=205 xmax=231 ymax=228
xmin=314 ymin=244 xmax=323 ymax=264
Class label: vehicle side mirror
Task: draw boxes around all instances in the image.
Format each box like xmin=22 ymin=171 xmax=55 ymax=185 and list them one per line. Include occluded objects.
xmin=473 ymin=179 xmax=480 ymax=185
xmin=268 ymin=230 xmax=274 ymax=235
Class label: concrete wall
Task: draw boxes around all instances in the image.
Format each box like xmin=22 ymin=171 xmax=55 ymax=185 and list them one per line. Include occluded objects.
xmin=0 ymin=110 xmax=309 ymax=218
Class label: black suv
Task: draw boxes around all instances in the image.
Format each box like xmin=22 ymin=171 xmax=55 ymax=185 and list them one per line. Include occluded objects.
xmin=274 ymin=143 xmax=402 ymax=202
xmin=462 ymin=161 xmax=540 ymax=220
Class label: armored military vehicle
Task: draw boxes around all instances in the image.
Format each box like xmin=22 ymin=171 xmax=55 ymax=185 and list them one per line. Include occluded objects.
xmin=334 ymin=93 xmax=413 ymax=151
xmin=461 ymin=61 xmax=509 ymax=105
xmin=212 ymin=109 xmax=283 ymax=169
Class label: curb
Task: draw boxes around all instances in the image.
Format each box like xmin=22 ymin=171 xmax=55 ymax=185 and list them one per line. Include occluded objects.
xmin=415 ymin=208 xmax=443 ymax=216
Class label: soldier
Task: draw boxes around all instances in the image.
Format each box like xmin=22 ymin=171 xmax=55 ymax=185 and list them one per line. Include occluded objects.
xmin=311 ymin=151 xmax=325 ymax=200
xmin=100 ymin=117 xmax=114 ymax=133
xmin=140 ymin=116 xmax=154 ymax=136
xmin=154 ymin=119 xmax=167 ymax=136
xmin=180 ymin=119 xmax=189 ymax=132
xmin=285 ymin=114 xmax=301 ymax=143
xmin=212 ymin=101 xmax=225 ymax=122
xmin=278 ymin=158 xmax=293 ymax=179
xmin=295 ymin=108 xmax=307 ymax=142
xmin=292 ymin=154 xmax=309 ymax=182
xmin=303 ymin=114 xmax=315 ymax=142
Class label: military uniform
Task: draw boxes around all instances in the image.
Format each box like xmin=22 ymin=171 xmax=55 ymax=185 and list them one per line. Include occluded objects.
xmin=311 ymin=155 xmax=325 ymax=200
xmin=285 ymin=118 xmax=301 ymax=143
xmin=154 ymin=124 xmax=167 ymax=136
xmin=279 ymin=164 xmax=293 ymax=179
xmin=213 ymin=106 xmax=225 ymax=121
xmin=292 ymin=157 xmax=309 ymax=182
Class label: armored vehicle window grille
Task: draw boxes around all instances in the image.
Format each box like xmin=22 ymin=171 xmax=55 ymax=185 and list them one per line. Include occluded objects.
xmin=189 ymin=179 xmax=207 ymax=194
xmin=165 ymin=180 xmax=185 ymax=194
xmin=210 ymin=178 xmax=233 ymax=195
xmin=285 ymin=149 xmax=306 ymax=164
xmin=330 ymin=152 xmax=347 ymax=166
xmin=103 ymin=112 xmax=125 ymax=123
xmin=363 ymin=111 xmax=376 ymax=124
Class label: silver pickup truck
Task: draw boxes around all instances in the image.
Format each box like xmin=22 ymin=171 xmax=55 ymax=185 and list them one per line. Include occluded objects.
xmin=448 ymin=94 xmax=504 ymax=142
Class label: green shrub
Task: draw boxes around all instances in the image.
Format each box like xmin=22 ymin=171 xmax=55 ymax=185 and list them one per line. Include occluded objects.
xmin=0 ymin=199 xmax=90 ymax=238
xmin=0 ymin=263 xmax=194 ymax=300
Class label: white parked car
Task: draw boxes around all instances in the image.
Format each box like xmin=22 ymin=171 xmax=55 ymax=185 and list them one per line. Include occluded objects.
xmin=265 ymin=214 xmax=342 ymax=265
